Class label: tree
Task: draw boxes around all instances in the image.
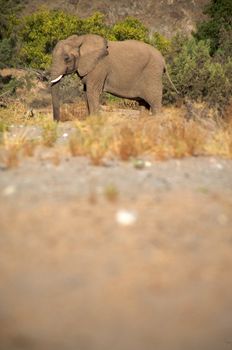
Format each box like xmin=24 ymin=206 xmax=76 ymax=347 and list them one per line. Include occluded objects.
xmin=112 ymin=17 xmax=148 ymax=41
xmin=19 ymin=8 xmax=81 ymax=68
xmin=195 ymin=0 xmax=232 ymax=54
xmin=0 ymin=0 xmax=22 ymax=39
xmin=0 ymin=0 xmax=22 ymax=67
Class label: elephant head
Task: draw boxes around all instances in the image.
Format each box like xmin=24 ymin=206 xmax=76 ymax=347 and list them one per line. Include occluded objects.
xmin=50 ymin=34 xmax=108 ymax=121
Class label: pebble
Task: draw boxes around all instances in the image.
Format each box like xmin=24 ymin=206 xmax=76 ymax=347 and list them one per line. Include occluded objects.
xmin=2 ymin=185 xmax=16 ymax=196
xmin=133 ymin=159 xmax=152 ymax=169
xmin=209 ymin=158 xmax=224 ymax=170
xmin=215 ymin=163 xmax=223 ymax=170
xmin=145 ymin=161 xmax=152 ymax=168
xmin=116 ymin=210 xmax=137 ymax=226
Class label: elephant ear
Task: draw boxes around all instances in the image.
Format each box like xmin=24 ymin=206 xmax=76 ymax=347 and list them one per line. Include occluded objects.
xmin=77 ymin=35 xmax=108 ymax=77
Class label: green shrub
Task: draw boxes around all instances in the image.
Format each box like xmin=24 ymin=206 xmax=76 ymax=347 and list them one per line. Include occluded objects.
xmin=214 ymin=28 xmax=232 ymax=63
xmin=77 ymin=12 xmax=112 ymax=39
xmin=164 ymin=34 xmax=232 ymax=110
xmin=205 ymin=61 xmax=231 ymax=108
xmin=0 ymin=38 xmax=15 ymax=68
xmin=149 ymin=32 xmax=171 ymax=56
xmin=0 ymin=0 xmax=23 ymax=39
xmin=164 ymin=36 xmax=211 ymax=101
xmin=0 ymin=0 xmax=22 ymax=67
xmin=18 ymin=8 xmax=81 ymax=69
xmin=0 ymin=74 xmax=24 ymax=97
xmin=112 ymin=17 xmax=148 ymax=41
xmin=225 ymin=58 xmax=232 ymax=89
xmin=194 ymin=0 xmax=232 ymax=55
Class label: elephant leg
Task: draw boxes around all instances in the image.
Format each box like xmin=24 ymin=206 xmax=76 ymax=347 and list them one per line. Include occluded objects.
xmin=86 ymin=80 xmax=104 ymax=115
xmin=143 ymin=85 xmax=162 ymax=115
xmin=150 ymin=95 xmax=162 ymax=115
xmin=82 ymin=84 xmax=90 ymax=114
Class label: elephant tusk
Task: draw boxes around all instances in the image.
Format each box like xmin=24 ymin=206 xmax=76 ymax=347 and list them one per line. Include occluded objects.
xmin=51 ymin=75 xmax=63 ymax=84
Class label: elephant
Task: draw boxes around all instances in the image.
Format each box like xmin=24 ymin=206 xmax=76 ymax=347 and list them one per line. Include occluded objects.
xmin=50 ymin=34 xmax=177 ymax=121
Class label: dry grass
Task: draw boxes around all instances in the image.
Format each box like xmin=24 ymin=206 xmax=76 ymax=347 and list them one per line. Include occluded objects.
xmin=61 ymin=101 xmax=88 ymax=122
xmin=67 ymin=106 xmax=232 ymax=163
xmin=23 ymin=140 xmax=37 ymax=157
xmin=42 ymin=121 xmax=58 ymax=147
xmin=0 ymin=129 xmax=28 ymax=168
xmin=0 ymin=100 xmax=28 ymax=126
xmin=1 ymin=100 xmax=232 ymax=168
xmin=0 ymin=144 xmax=20 ymax=168
xmin=69 ymin=116 xmax=112 ymax=165
xmin=0 ymin=99 xmax=53 ymax=128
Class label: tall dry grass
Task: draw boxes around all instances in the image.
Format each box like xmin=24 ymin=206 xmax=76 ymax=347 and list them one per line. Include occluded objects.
xmin=0 ymin=129 xmax=28 ymax=168
xmin=67 ymin=106 xmax=232 ymax=164
xmin=1 ymin=100 xmax=232 ymax=168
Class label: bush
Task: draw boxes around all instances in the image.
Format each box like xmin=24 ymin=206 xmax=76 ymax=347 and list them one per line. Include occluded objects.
xmin=149 ymin=32 xmax=171 ymax=56
xmin=164 ymin=35 xmax=232 ymax=109
xmin=164 ymin=36 xmax=211 ymax=102
xmin=112 ymin=17 xmax=148 ymax=41
xmin=215 ymin=28 xmax=232 ymax=63
xmin=77 ymin=12 xmax=112 ymax=39
xmin=0 ymin=0 xmax=22 ymax=40
xmin=194 ymin=0 xmax=232 ymax=55
xmin=0 ymin=38 xmax=15 ymax=68
xmin=0 ymin=0 xmax=22 ymax=67
xmin=205 ymin=61 xmax=231 ymax=108
xmin=0 ymin=74 xmax=24 ymax=97
xmin=18 ymin=8 xmax=81 ymax=69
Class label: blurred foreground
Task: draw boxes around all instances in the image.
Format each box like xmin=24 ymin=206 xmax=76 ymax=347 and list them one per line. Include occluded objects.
xmin=0 ymin=154 xmax=232 ymax=350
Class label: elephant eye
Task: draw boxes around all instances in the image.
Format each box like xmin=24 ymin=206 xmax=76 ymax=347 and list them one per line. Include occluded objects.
xmin=64 ymin=55 xmax=71 ymax=63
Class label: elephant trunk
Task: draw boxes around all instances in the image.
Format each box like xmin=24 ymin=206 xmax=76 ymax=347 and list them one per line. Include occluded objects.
xmin=51 ymin=82 xmax=61 ymax=121
xmin=50 ymin=64 xmax=64 ymax=121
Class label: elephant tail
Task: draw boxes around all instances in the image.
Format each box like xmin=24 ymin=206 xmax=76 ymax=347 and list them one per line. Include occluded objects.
xmin=164 ymin=64 xmax=179 ymax=94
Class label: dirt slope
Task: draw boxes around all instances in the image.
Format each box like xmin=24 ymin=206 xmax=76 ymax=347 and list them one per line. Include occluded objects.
xmin=23 ymin=0 xmax=209 ymax=36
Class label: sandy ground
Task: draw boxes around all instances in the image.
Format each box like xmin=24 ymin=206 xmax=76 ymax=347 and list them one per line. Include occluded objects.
xmin=1 ymin=152 xmax=232 ymax=350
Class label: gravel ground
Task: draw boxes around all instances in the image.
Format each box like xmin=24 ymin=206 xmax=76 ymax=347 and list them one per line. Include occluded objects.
xmin=1 ymin=156 xmax=232 ymax=201
xmin=1 ymin=134 xmax=232 ymax=350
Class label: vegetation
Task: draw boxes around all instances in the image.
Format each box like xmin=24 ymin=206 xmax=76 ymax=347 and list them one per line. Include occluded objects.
xmin=1 ymin=105 xmax=232 ymax=170
xmin=0 ymin=0 xmax=22 ymax=39
xmin=194 ymin=0 xmax=232 ymax=55
xmin=164 ymin=35 xmax=232 ymax=109
xmin=17 ymin=10 xmax=151 ymax=68
xmin=42 ymin=120 xmax=58 ymax=147
xmin=1 ymin=1 xmax=231 ymax=111
xmin=167 ymin=0 xmax=232 ymax=109
xmin=112 ymin=17 xmax=148 ymax=42
xmin=150 ymin=32 xmax=171 ymax=56
xmin=0 ymin=0 xmax=22 ymax=68
xmin=19 ymin=8 xmax=81 ymax=69
xmin=76 ymin=12 xmax=112 ymax=39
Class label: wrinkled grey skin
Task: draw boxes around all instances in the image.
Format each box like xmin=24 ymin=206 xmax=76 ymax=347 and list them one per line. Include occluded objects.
xmin=51 ymin=34 xmax=173 ymax=121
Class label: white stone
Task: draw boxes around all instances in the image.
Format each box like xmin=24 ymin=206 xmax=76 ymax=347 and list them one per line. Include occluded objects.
xmin=116 ymin=210 xmax=137 ymax=226
xmin=2 ymin=185 xmax=16 ymax=196
xmin=145 ymin=161 xmax=152 ymax=168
